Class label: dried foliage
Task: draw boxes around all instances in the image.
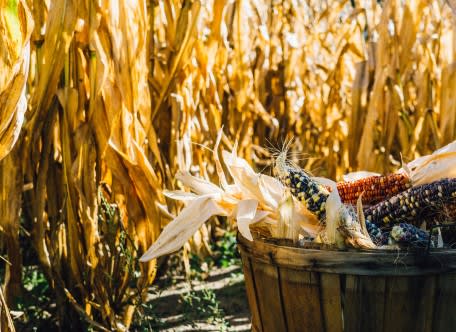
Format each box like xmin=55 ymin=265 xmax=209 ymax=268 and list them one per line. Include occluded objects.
xmin=0 ymin=286 xmax=15 ymax=332
xmin=0 ymin=0 xmax=455 ymax=330
xmin=0 ymin=0 xmax=32 ymax=326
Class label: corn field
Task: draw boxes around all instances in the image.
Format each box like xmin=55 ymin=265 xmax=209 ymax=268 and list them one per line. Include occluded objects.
xmin=1 ymin=0 xmax=456 ymax=330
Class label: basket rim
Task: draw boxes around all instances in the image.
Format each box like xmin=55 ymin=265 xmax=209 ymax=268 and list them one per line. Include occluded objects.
xmin=237 ymin=232 xmax=456 ymax=276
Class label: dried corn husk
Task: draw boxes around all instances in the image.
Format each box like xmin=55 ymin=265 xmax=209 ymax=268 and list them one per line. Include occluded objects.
xmin=402 ymin=140 xmax=456 ymax=185
xmin=338 ymin=139 xmax=456 ymax=186
xmin=0 ymin=0 xmax=32 ymax=160
xmin=141 ymin=141 xmax=320 ymax=261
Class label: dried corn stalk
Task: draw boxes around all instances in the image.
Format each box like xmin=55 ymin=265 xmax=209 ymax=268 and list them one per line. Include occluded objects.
xmin=21 ymin=0 xmax=167 ymax=330
xmin=0 ymin=0 xmax=32 ymax=316
xmin=0 ymin=286 xmax=15 ymax=332
xmin=0 ymin=0 xmax=32 ymax=160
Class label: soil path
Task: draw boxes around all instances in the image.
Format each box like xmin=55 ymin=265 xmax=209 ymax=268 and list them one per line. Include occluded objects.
xmin=146 ymin=265 xmax=251 ymax=331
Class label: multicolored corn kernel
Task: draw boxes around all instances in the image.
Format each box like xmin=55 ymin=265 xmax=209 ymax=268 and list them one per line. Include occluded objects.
xmin=275 ymin=165 xmax=330 ymax=220
xmin=366 ymin=220 xmax=388 ymax=245
xmin=366 ymin=221 xmax=432 ymax=247
xmin=389 ymin=223 xmax=431 ymax=246
xmin=364 ymin=178 xmax=456 ymax=226
xmin=336 ymin=173 xmax=411 ymax=206
xmin=441 ymin=202 xmax=456 ymax=221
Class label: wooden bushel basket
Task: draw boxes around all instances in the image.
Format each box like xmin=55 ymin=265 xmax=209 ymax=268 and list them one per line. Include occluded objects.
xmin=237 ymin=232 xmax=456 ymax=332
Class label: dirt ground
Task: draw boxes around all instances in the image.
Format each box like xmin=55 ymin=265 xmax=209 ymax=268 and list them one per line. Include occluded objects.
xmin=146 ymin=265 xmax=251 ymax=331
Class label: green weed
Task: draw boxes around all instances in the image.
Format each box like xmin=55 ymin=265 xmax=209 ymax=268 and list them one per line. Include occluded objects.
xmin=180 ymin=287 xmax=229 ymax=331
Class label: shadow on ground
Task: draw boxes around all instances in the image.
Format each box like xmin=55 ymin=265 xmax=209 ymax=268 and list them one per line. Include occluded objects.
xmin=141 ymin=266 xmax=251 ymax=331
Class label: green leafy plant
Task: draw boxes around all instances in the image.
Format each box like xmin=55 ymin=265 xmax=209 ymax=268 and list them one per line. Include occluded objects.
xmin=14 ymin=266 xmax=56 ymax=331
xmin=212 ymin=231 xmax=241 ymax=268
xmin=131 ymin=296 xmax=165 ymax=332
xmin=180 ymin=287 xmax=228 ymax=330
xmin=187 ymin=230 xmax=240 ymax=280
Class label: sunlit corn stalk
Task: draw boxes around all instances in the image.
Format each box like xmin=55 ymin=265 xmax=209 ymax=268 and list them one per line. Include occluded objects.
xmin=20 ymin=0 xmax=167 ymax=329
xmin=0 ymin=0 xmax=33 ymax=312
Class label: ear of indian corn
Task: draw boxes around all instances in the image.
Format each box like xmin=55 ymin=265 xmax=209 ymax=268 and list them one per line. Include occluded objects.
xmin=390 ymin=223 xmax=432 ymax=246
xmin=364 ymin=178 xmax=456 ymax=226
xmin=274 ymin=154 xmax=330 ymax=220
xmin=366 ymin=220 xmax=432 ymax=246
xmin=336 ymin=173 xmax=411 ymax=205
xmin=365 ymin=220 xmax=387 ymax=245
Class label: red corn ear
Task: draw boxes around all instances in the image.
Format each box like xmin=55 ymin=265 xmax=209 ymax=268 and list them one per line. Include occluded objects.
xmin=336 ymin=173 xmax=411 ymax=206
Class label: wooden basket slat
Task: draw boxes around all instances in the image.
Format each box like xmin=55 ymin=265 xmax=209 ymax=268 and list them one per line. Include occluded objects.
xmin=250 ymin=260 xmax=288 ymax=331
xmin=415 ymin=276 xmax=437 ymax=332
xmin=279 ymin=268 xmax=323 ymax=331
xmin=320 ymin=273 xmax=343 ymax=332
xmin=240 ymin=256 xmax=262 ymax=332
xmin=383 ymin=276 xmax=420 ymax=332
xmin=343 ymin=275 xmax=386 ymax=332
xmin=432 ymin=273 xmax=456 ymax=332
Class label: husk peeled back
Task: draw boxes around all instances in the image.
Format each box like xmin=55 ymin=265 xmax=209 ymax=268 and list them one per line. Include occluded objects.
xmin=338 ymin=140 xmax=456 ymax=186
xmin=140 ymin=142 xmax=319 ymax=262
xmin=401 ymin=140 xmax=456 ymax=186
xmin=314 ymin=177 xmax=376 ymax=249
